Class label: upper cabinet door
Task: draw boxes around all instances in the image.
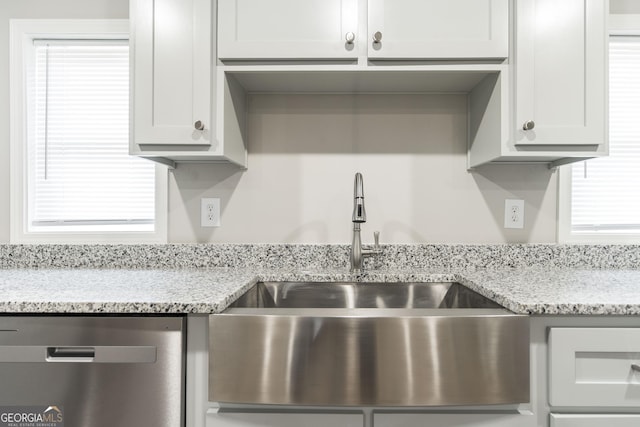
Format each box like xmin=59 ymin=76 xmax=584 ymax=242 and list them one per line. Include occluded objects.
xmin=367 ymin=0 xmax=509 ymax=59
xmin=218 ymin=0 xmax=358 ymax=60
xmin=131 ymin=0 xmax=212 ymax=145
xmin=514 ymin=0 xmax=607 ymax=146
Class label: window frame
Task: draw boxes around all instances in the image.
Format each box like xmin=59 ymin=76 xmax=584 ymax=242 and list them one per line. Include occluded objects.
xmin=9 ymin=19 xmax=168 ymax=244
xmin=558 ymin=14 xmax=640 ymax=244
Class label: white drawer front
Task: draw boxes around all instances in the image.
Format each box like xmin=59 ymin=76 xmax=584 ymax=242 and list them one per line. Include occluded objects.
xmin=206 ymin=410 xmax=363 ymax=427
xmin=374 ymin=412 xmax=535 ymax=427
xmin=549 ymin=328 xmax=640 ymax=407
xmin=551 ymin=413 xmax=640 ymax=427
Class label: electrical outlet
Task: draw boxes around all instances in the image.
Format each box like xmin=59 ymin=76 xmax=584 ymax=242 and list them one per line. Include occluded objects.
xmin=201 ymin=198 xmax=221 ymax=227
xmin=504 ymin=199 xmax=524 ymax=229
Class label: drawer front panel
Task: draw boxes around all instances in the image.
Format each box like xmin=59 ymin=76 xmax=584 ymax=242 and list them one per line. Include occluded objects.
xmin=374 ymin=412 xmax=535 ymax=427
xmin=551 ymin=413 xmax=640 ymax=427
xmin=549 ymin=328 xmax=640 ymax=407
xmin=206 ymin=410 xmax=363 ymax=427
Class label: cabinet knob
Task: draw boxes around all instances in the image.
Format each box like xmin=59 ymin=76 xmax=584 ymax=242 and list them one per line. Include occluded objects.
xmin=373 ymin=31 xmax=382 ymax=43
xmin=632 ymin=363 xmax=640 ymax=372
xmin=522 ymin=120 xmax=535 ymax=131
xmin=345 ymin=32 xmax=355 ymax=44
xmin=194 ymin=120 xmax=205 ymax=131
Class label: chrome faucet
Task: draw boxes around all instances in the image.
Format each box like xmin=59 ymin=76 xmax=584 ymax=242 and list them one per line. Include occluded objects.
xmin=350 ymin=172 xmax=381 ymax=272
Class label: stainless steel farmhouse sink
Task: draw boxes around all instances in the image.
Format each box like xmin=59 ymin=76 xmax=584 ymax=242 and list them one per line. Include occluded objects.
xmin=209 ymin=282 xmax=529 ymax=407
xmin=226 ymin=281 xmax=506 ymax=310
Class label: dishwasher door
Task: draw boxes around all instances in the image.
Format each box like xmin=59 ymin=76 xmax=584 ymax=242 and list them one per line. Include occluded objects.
xmin=0 ymin=316 xmax=184 ymax=427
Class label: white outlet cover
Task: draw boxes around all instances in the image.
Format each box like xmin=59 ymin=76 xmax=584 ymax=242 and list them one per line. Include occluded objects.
xmin=504 ymin=199 xmax=524 ymax=229
xmin=201 ymin=198 xmax=221 ymax=227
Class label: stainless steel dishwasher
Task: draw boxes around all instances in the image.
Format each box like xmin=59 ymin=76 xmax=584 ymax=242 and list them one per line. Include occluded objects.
xmin=0 ymin=316 xmax=184 ymax=427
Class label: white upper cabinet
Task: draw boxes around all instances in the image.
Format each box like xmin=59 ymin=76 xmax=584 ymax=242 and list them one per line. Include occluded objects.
xmin=217 ymin=0 xmax=508 ymax=61
xmin=217 ymin=0 xmax=359 ymax=60
xmin=468 ymin=0 xmax=608 ymax=167
xmin=367 ymin=0 xmax=509 ymax=59
xmin=131 ymin=0 xmax=212 ymax=146
xmin=131 ymin=0 xmax=247 ymax=167
xmin=514 ymin=0 xmax=607 ymax=147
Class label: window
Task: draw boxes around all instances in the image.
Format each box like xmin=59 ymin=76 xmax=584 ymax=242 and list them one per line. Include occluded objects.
xmin=10 ymin=20 xmax=167 ymax=243
xmin=558 ymin=17 xmax=640 ymax=243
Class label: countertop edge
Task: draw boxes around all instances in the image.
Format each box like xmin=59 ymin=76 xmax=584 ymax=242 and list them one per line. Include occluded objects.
xmin=1 ymin=267 xmax=639 ymax=316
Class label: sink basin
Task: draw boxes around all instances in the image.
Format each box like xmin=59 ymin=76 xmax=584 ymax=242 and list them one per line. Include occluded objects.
xmin=229 ymin=281 xmax=504 ymax=309
xmin=210 ymin=282 xmax=529 ymax=407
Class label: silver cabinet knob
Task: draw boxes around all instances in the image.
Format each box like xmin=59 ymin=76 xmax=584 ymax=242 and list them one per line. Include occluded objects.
xmin=194 ymin=120 xmax=205 ymax=131
xmin=373 ymin=31 xmax=382 ymax=43
xmin=522 ymin=120 xmax=535 ymax=131
xmin=345 ymin=32 xmax=355 ymax=44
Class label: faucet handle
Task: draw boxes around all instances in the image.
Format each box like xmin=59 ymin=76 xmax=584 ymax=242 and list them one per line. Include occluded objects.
xmin=373 ymin=231 xmax=380 ymax=250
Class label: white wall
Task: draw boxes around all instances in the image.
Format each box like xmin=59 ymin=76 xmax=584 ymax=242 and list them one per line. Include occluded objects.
xmin=168 ymin=94 xmax=558 ymax=244
xmin=0 ymin=0 xmax=129 ymax=243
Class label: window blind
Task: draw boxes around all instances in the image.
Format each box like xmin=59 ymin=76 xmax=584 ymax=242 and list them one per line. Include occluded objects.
xmin=30 ymin=41 xmax=155 ymax=230
xmin=570 ymin=36 xmax=640 ymax=232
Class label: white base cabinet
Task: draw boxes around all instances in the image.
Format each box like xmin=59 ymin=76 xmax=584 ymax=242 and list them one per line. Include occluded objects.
xmin=206 ymin=410 xmax=533 ymax=427
xmin=551 ymin=414 xmax=640 ymax=427
xmin=194 ymin=317 xmax=640 ymax=427
xmin=206 ymin=410 xmax=363 ymax=427
xmin=549 ymin=328 xmax=640 ymax=407
xmin=548 ymin=327 xmax=640 ymax=427
xmin=373 ymin=412 xmax=535 ymax=427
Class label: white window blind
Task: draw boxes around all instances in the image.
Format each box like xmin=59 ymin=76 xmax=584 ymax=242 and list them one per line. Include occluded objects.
xmin=570 ymin=36 xmax=640 ymax=233
xmin=29 ymin=40 xmax=155 ymax=231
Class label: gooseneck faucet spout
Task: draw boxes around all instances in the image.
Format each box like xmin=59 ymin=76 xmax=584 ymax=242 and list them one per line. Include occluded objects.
xmin=352 ymin=173 xmax=366 ymax=223
xmin=350 ymin=173 xmax=381 ymax=272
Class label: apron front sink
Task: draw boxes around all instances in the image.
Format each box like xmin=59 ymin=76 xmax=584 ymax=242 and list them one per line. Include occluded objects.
xmin=209 ymin=281 xmax=529 ymax=407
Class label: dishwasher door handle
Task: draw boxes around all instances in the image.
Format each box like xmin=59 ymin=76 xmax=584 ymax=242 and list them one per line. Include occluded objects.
xmin=0 ymin=346 xmax=157 ymax=363
xmin=47 ymin=347 xmax=95 ymax=361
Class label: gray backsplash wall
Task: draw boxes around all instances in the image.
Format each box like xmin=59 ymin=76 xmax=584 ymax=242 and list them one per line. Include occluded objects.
xmin=168 ymin=94 xmax=558 ymax=244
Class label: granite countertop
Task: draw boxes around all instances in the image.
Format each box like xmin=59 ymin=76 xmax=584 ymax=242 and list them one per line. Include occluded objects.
xmin=0 ymin=268 xmax=259 ymax=314
xmin=1 ymin=266 xmax=640 ymax=315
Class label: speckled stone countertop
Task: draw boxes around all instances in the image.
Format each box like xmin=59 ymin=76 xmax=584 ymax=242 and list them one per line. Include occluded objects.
xmin=0 ymin=243 xmax=639 ymax=315
xmin=0 ymin=268 xmax=258 ymax=314
xmin=1 ymin=266 xmax=640 ymax=315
